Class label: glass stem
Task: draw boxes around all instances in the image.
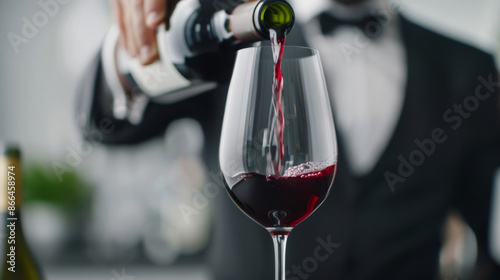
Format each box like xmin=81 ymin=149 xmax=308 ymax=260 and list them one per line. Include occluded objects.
xmin=271 ymin=234 xmax=288 ymax=280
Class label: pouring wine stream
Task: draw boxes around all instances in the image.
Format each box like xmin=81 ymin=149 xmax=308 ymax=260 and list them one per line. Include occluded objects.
xmin=269 ymin=29 xmax=286 ymax=176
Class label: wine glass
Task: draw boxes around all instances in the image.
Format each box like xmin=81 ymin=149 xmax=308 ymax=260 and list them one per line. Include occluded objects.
xmin=219 ymin=46 xmax=338 ymax=280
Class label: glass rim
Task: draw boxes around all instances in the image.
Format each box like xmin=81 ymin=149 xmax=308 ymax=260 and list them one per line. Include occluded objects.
xmin=236 ymin=45 xmax=320 ymax=57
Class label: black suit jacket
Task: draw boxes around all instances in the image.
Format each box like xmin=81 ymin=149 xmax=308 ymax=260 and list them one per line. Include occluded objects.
xmin=79 ymin=16 xmax=500 ymax=280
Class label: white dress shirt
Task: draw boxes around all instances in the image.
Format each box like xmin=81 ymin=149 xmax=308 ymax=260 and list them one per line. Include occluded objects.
xmin=294 ymin=0 xmax=407 ymax=176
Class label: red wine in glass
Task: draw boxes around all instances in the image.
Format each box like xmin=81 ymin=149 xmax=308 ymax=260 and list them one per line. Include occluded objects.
xmin=225 ymin=162 xmax=336 ymax=233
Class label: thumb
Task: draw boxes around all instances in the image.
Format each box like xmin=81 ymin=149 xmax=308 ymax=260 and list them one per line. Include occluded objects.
xmin=144 ymin=0 xmax=167 ymax=28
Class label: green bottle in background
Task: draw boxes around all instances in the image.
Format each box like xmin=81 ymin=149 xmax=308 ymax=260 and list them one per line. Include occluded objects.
xmin=0 ymin=144 xmax=43 ymax=280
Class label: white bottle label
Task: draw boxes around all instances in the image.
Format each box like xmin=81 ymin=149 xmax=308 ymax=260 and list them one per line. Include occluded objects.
xmin=129 ymin=21 xmax=218 ymax=103
xmin=129 ymin=29 xmax=192 ymax=98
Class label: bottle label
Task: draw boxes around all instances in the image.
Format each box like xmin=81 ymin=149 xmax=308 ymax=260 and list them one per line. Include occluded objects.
xmin=129 ymin=30 xmax=194 ymax=98
xmin=0 ymin=157 xmax=22 ymax=212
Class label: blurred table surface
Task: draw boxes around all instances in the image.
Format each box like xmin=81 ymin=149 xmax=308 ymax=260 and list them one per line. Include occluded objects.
xmin=46 ymin=265 xmax=210 ymax=280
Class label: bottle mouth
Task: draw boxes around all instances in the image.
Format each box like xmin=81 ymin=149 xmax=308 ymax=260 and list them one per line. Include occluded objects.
xmin=260 ymin=2 xmax=294 ymax=29
xmin=1 ymin=143 xmax=20 ymax=157
xmin=255 ymin=0 xmax=295 ymax=37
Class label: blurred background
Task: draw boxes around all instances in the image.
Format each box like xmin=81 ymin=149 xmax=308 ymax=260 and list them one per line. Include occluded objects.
xmin=0 ymin=0 xmax=499 ymax=279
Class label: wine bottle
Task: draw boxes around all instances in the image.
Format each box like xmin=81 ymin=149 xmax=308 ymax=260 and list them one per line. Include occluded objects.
xmin=0 ymin=144 xmax=43 ymax=280
xmin=124 ymin=0 xmax=295 ymax=102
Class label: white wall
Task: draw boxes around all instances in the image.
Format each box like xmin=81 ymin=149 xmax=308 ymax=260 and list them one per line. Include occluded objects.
xmin=0 ymin=0 xmax=109 ymax=161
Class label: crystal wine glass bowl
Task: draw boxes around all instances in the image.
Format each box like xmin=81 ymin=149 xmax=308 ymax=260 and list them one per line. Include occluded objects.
xmin=219 ymin=46 xmax=337 ymax=280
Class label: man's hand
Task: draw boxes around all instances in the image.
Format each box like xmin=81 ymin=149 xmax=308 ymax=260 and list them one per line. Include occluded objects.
xmin=112 ymin=0 xmax=179 ymax=65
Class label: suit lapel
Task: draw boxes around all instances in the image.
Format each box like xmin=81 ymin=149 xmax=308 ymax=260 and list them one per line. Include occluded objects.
xmin=354 ymin=16 xmax=420 ymax=185
xmin=356 ymin=16 xmax=438 ymax=187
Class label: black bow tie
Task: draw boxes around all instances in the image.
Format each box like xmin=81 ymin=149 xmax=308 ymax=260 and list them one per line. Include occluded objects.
xmin=318 ymin=12 xmax=384 ymax=38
